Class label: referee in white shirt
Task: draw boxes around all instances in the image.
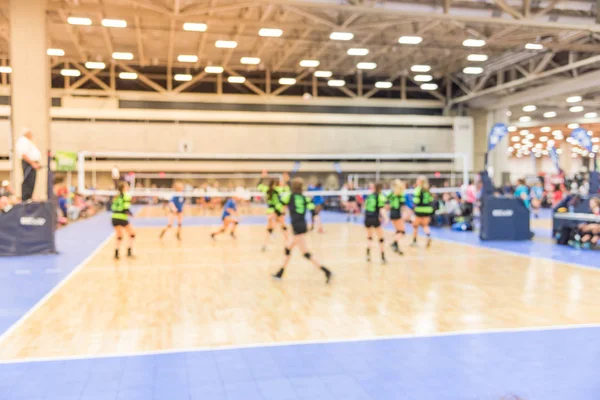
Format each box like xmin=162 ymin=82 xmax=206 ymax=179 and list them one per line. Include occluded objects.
xmin=16 ymin=128 xmax=41 ymax=201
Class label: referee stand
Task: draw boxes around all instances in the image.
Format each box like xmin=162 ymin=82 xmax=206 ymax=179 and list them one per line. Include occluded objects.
xmin=0 ymin=153 xmax=56 ymax=256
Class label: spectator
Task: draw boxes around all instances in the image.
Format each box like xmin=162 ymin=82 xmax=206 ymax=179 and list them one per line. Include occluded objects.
xmin=0 ymin=195 xmax=11 ymax=213
xmin=0 ymin=180 xmax=12 ymax=197
xmin=552 ymin=184 xmax=564 ymax=207
xmin=111 ymin=165 xmax=120 ymax=188
xmin=16 ymin=128 xmax=41 ymax=201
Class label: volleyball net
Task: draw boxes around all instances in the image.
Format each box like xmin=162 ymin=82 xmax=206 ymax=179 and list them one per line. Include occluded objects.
xmin=71 ymin=151 xmax=472 ymax=210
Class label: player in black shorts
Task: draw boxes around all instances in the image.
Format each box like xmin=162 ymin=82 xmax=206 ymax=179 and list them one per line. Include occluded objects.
xmin=346 ymin=182 xmax=360 ymax=222
xmin=271 ymin=177 xmax=332 ymax=284
xmin=411 ymin=176 xmax=434 ymax=248
xmin=387 ymin=179 xmax=407 ymax=255
xmin=364 ymin=182 xmax=388 ymax=263
xmin=111 ymin=182 xmax=135 ymax=260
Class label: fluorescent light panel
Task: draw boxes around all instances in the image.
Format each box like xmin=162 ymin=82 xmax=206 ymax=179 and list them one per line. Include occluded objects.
xmin=215 ymin=40 xmax=237 ymax=48
xmin=411 ymin=65 xmax=431 ymax=72
xmin=85 ymin=62 xmax=106 ymax=69
xmin=119 ymin=72 xmax=137 ymax=79
xmin=525 ymin=43 xmax=544 ymax=50
xmin=540 ymin=127 xmax=551 ymax=133
xmin=314 ymin=70 xmax=332 ymax=78
xmin=205 ymin=66 xmax=224 ymax=73
xmin=67 ymin=17 xmax=92 ymax=26
xmin=414 ymin=75 xmax=432 ymax=82
xmin=420 ymin=83 xmax=438 ymax=90
xmin=569 ymin=106 xmax=584 ymax=112
xmin=375 ymin=81 xmax=393 ymax=89
xmin=174 ymin=74 xmax=192 ymax=82
xmin=566 ymin=96 xmax=582 ymax=103
xmin=463 ymin=66 xmax=483 ymax=74
xmin=357 ymin=62 xmax=376 ymax=70
xmin=568 ymin=123 xmax=579 ymax=129
xmin=330 ymin=32 xmax=354 ymax=41
xmin=467 ymin=54 xmax=488 ymax=62
xmin=543 ymin=111 xmax=557 ymax=118
xmin=102 ymin=19 xmax=127 ymax=28
xmin=228 ymin=76 xmax=246 ymax=84
xmin=0 ymin=66 xmax=12 ymax=73
xmin=60 ymin=69 xmax=81 ymax=77
xmin=522 ymin=105 xmax=536 ymax=112
xmin=259 ymin=28 xmax=283 ymax=37
xmin=328 ymin=79 xmax=346 ymax=87
xmin=519 ymin=116 xmax=531 ymax=122
xmin=462 ymin=39 xmax=486 ymax=47
xmin=47 ymin=48 xmax=65 ymax=56
xmin=177 ymin=54 xmax=198 ymax=63
xmin=183 ymin=22 xmax=207 ymax=32
xmin=585 ymin=112 xmax=598 ymax=118
xmin=240 ymin=57 xmax=260 ymax=65
xmin=299 ymin=60 xmax=320 ymax=68
xmin=279 ymin=78 xmax=296 ymax=85
xmin=347 ymin=48 xmax=369 ymax=56
xmin=398 ymin=36 xmax=422 ymax=44
xmin=112 ymin=52 xmax=134 ymax=60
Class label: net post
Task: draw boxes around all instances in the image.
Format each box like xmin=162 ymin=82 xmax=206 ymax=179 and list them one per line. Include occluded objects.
xmin=77 ymin=151 xmax=85 ymax=193
xmin=461 ymin=153 xmax=469 ymax=186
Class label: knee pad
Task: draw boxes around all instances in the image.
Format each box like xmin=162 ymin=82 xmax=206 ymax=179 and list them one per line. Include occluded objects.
xmin=267 ymin=228 xmax=274 ymax=234
xmin=285 ymin=247 xmax=291 ymax=256
xmin=116 ymin=236 xmax=123 ymax=242
xmin=303 ymin=252 xmax=312 ymax=260
xmin=379 ymin=238 xmax=384 ymax=243
xmin=234 ymin=221 xmax=239 ymax=225
xmin=282 ymin=226 xmax=288 ymax=231
xmin=396 ymin=230 xmax=404 ymax=235
xmin=367 ymin=237 xmax=372 ymax=241
xmin=130 ymin=234 xmax=136 ymax=239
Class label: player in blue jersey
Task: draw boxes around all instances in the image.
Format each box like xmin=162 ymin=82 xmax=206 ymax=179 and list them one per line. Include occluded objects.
xmin=159 ymin=182 xmax=185 ymax=240
xmin=308 ymin=182 xmax=325 ymax=233
xmin=211 ymin=196 xmax=240 ymax=239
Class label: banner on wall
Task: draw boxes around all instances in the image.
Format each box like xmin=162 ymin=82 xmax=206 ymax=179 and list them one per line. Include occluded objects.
xmin=570 ymin=128 xmax=593 ymax=152
xmin=549 ymin=146 xmax=561 ymax=173
xmin=333 ymin=162 xmax=342 ymax=174
xmin=488 ymin=123 xmax=509 ymax=152
xmin=54 ymin=151 xmax=78 ymax=172
xmin=291 ymin=161 xmax=301 ymax=174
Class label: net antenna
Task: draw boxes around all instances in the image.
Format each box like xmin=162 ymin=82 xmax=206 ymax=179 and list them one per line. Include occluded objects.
xmin=77 ymin=151 xmax=470 ymax=196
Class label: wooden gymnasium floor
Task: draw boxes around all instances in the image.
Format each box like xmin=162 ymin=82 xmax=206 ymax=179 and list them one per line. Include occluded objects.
xmin=0 ymin=207 xmax=599 ymax=399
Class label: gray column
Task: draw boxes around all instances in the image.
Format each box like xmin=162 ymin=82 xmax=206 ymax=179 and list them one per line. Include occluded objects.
xmin=10 ymin=0 xmax=50 ymax=200
xmin=486 ymin=108 xmax=510 ymax=186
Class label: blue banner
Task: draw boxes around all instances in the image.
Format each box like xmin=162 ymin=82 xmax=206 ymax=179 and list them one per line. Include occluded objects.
xmin=488 ymin=123 xmax=509 ymax=152
xmin=549 ymin=146 xmax=560 ymax=172
xmin=291 ymin=161 xmax=301 ymax=173
xmin=333 ymin=162 xmax=342 ymax=174
xmin=570 ymin=128 xmax=593 ymax=152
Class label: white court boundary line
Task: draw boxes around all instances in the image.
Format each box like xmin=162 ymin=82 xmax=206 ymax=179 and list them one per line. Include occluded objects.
xmin=409 ymin=226 xmax=600 ymax=273
xmin=1 ymin=322 xmax=600 ymax=365
xmin=0 ymin=233 xmax=115 ymax=347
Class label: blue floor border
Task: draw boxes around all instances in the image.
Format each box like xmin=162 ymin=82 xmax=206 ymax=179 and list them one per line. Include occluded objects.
xmin=1 ymin=325 xmax=599 ymax=400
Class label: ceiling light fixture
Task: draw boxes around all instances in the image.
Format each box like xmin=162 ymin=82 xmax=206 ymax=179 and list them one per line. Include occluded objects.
xmin=183 ymin=22 xmax=207 ymax=32
xmin=330 ymin=32 xmax=354 ymax=41
xmin=398 ymin=36 xmax=423 ymax=44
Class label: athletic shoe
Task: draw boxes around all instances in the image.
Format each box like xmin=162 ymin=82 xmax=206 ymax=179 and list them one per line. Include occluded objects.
xmin=272 ymin=268 xmax=284 ymax=280
xmin=321 ymin=266 xmax=332 ymax=284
